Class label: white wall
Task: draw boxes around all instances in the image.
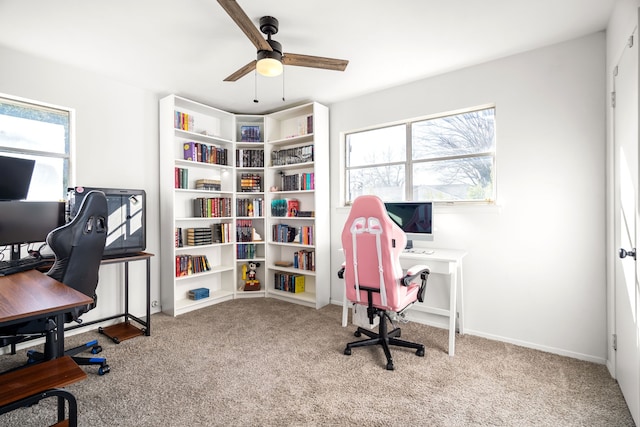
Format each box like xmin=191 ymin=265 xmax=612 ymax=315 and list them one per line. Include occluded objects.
xmin=329 ymin=33 xmax=607 ymax=362
xmin=0 ymin=45 xmax=161 ymax=326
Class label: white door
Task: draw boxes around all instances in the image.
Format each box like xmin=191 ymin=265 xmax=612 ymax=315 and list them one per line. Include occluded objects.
xmin=614 ymin=26 xmax=640 ymax=424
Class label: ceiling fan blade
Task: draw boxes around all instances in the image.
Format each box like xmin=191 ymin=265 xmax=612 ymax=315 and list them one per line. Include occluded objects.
xmin=223 ymin=60 xmax=257 ymax=82
xmin=217 ymin=0 xmax=272 ymax=52
xmin=283 ymin=53 xmax=349 ymax=72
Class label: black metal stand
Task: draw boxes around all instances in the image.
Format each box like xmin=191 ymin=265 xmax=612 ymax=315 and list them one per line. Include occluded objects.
xmin=67 ymin=252 xmax=153 ymax=343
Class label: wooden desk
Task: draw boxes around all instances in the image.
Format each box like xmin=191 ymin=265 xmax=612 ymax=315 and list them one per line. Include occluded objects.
xmin=0 ymin=269 xmax=93 ymax=360
xmin=342 ymin=248 xmax=466 ymax=356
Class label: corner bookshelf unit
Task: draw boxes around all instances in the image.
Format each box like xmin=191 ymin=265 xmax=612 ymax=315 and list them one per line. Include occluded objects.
xmin=160 ymin=95 xmax=236 ymax=316
xmin=160 ymin=96 xmax=330 ymax=315
xmin=264 ymin=103 xmax=330 ymax=309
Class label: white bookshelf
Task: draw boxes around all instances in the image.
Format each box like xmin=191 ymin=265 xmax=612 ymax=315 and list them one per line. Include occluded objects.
xmin=159 ymin=95 xmax=235 ymax=316
xmin=264 ymin=103 xmax=330 ymax=309
xmin=160 ymin=96 xmax=330 ymax=315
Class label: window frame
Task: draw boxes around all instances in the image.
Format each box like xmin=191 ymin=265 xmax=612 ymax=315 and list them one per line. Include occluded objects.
xmin=343 ymin=104 xmax=496 ymax=205
xmin=0 ymin=93 xmax=75 ymax=201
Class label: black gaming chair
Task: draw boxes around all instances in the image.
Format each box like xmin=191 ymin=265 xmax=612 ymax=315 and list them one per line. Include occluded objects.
xmin=25 ymin=190 xmax=111 ymax=375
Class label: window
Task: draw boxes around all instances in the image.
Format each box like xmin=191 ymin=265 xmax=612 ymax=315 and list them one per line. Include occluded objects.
xmin=0 ymin=94 xmax=72 ymax=201
xmin=345 ymin=106 xmax=495 ymax=204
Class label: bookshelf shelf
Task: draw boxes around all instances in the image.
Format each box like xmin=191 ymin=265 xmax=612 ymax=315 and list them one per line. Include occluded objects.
xmin=268 ymin=289 xmax=316 ymax=307
xmin=174 ymin=129 xmax=233 ymax=145
xmin=268 ymin=265 xmax=317 ymax=276
xmin=174 ymin=289 xmax=235 ymax=315
xmin=161 ymin=95 xmax=329 ymax=316
xmin=268 ymin=134 xmax=314 ymax=146
xmin=270 ymin=162 xmax=314 ymax=172
xmin=175 ymin=159 xmax=231 ymax=169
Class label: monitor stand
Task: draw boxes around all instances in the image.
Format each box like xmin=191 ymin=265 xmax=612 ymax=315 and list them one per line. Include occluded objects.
xmin=10 ymin=244 xmax=21 ymax=261
xmin=405 ymin=240 xmax=413 ymax=250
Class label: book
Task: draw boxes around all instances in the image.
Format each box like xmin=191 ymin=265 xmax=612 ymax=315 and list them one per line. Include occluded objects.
xmin=183 ymin=142 xmax=197 ymax=161
xmin=195 ymin=179 xmax=221 ymax=191
xmin=271 ymin=198 xmax=299 ymax=217
xmin=188 ymin=287 xmax=209 ymax=300
xmin=240 ymin=125 xmax=261 ymax=142
xmin=239 ymin=173 xmax=262 ymax=192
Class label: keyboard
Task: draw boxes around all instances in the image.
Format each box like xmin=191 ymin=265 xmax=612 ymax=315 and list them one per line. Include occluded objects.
xmin=0 ymin=257 xmax=47 ymax=276
xmin=402 ymin=248 xmax=435 ymax=255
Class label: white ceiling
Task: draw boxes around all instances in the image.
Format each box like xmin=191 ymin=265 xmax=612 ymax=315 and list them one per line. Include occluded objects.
xmin=0 ymin=0 xmax=616 ymax=114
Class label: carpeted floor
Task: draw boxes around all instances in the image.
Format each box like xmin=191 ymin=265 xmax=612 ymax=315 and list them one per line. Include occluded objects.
xmin=0 ymin=298 xmax=634 ymax=426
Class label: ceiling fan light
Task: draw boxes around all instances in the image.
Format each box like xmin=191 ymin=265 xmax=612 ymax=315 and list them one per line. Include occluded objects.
xmin=256 ymin=50 xmax=283 ymax=77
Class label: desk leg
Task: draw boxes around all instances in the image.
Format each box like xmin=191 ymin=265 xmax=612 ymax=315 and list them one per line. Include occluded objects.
xmin=457 ymin=261 xmax=465 ymax=336
xmin=55 ymin=313 xmax=65 ymax=359
xmin=145 ymin=257 xmax=151 ymax=336
xmin=448 ymin=269 xmax=457 ymax=357
xmin=124 ymin=261 xmax=130 ymax=323
xmin=342 ymin=285 xmax=348 ymax=327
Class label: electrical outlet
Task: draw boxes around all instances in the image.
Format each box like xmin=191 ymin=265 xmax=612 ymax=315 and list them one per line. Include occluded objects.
xmin=151 ymin=300 xmax=159 ymax=308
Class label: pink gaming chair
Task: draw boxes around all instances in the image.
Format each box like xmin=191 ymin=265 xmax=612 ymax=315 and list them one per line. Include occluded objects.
xmin=338 ymin=195 xmax=430 ymax=370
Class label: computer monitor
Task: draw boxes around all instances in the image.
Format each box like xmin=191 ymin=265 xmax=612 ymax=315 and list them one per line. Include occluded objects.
xmin=384 ymin=201 xmax=434 ymax=246
xmin=0 ymin=155 xmax=36 ymax=201
xmin=0 ymin=200 xmax=66 ymax=260
xmin=67 ymin=187 xmax=146 ymax=256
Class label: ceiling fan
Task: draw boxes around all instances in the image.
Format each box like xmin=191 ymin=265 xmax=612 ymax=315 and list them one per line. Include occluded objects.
xmin=217 ymin=0 xmax=349 ymax=82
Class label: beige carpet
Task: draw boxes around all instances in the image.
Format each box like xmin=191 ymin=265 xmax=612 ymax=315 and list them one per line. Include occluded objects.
xmin=0 ymin=298 xmax=634 ymax=426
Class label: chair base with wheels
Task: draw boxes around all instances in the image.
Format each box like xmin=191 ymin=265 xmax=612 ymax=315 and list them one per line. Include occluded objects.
xmin=26 ymin=338 xmax=110 ymax=376
xmin=343 ymin=285 xmax=426 ymax=370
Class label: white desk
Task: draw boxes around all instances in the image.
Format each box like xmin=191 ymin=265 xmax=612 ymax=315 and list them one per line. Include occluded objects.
xmin=342 ymin=248 xmax=467 ymax=356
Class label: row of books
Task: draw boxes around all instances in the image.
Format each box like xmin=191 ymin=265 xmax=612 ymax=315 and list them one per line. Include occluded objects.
xmin=272 ymin=224 xmax=297 ymax=243
xmin=175 ymin=224 xmax=232 ymax=247
xmin=175 ymin=167 xmax=188 ymax=189
xmin=236 ymin=197 xmax=264 ymax=217
xmin=236 ymin=219 xmax=258 ymax=242
xmin=293 ymin=249 xmax=315 ymax=271
xmin=237 ymin=243 xmax=258 ymax=260
xmin=183 ymin=142 xmax=228 ymax=166
xmin=296 ymin=226 xmax=314 ymax=245
xmin=193 ymin=197 xmax=232 ymax=218
xmin=184 ymin=227 xmax=212 ymax=246
xmin=271 ymin=198 xmax=299 ymax=217
xmin=281 ymin=114 xmax=313 ymax=139
xmin=273 ymin=272 xmax=305 ymax=293
xmin=281 ymin=172 xmax=314 ymax=191
xmin=271 ymin=145 xmax=314 ymax=166
xmin=174 ymin=169 xmax=222 ymax=192
xmin=175 ymin=254 xmax=211 ymax=277
xmin=236 ymin=148 xmax=264 ymax=168
xmin=272 ymin=224 xmax=314 ymax=245
xmin=195 ymin=179 xmax=221 ymax=191
xmin=239 ymin=173 xmax=262 ymax=192
xmin=174 ymin=111 xmax=195 ymax=131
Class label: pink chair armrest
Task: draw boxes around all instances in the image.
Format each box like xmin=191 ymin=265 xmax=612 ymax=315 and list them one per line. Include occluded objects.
xmin=402 ymin=265 xmax=430 ymax=286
